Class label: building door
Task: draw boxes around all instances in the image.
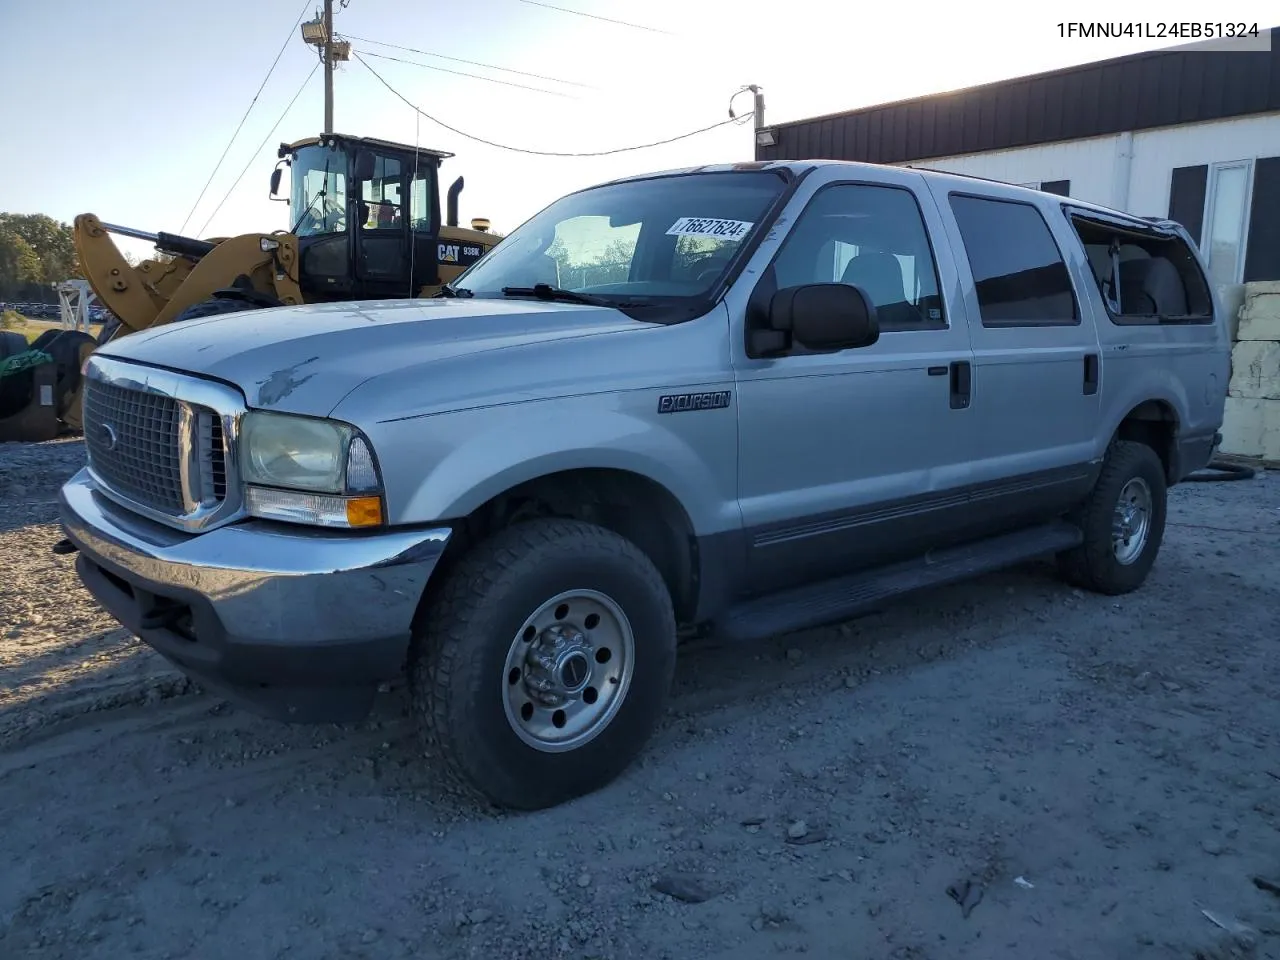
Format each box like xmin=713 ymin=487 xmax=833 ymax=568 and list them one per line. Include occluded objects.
xmin=1202 ymin=160 xmax=1254 ymax=287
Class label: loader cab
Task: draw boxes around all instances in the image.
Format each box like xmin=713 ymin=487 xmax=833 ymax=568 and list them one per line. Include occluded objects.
xmin=275 ymin=134 xmax=487 ymax=301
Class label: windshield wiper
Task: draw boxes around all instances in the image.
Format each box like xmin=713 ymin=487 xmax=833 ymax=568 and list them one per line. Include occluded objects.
xmin=436 ymin=282 xmax=473 ymax=298
xmin=501 ymin=283 xmax=610 ymax=306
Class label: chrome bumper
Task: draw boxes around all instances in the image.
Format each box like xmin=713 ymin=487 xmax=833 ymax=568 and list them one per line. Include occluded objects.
xmin=57 ymin=468 xmax=452 ymax=721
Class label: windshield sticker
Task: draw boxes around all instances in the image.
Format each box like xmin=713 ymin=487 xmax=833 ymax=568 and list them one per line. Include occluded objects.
xmin=665 ymin=217 xmax=754 ymax=240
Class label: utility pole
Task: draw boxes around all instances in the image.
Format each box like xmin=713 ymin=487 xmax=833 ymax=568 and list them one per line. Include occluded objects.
xmin=322 ymin=0 xmax=334 ymax=133
xmin=302 ymin=5 xmax=349 ymax=134
xmin=749 ymin=84 xmax=765 ymax=130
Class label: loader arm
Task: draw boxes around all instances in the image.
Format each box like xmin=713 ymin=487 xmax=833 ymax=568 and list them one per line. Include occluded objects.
xmin=74 ymin=214 xmax=185 ymax=333
xmin=73 ymin=214 xmax=305 ymax=333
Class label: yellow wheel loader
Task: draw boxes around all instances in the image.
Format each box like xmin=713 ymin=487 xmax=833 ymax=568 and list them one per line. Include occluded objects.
xmin=0 ymin=133 xmax=501 ymax=442
xmin=77 ymin=132 xmax=502 ymax=345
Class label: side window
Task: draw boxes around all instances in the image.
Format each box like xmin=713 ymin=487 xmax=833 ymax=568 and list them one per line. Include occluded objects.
xmin=360 ymin=156 xmax=402 ymax=230
xmin=771 ymin=183 xmax=947 ymax=332
xmin=948 ymin=194 xmax=1079 ymax=326
xmin=1069 ymin=216 xmax=1214 ymax=325
xmin=409 ymin=168 xmax=434 ymax=233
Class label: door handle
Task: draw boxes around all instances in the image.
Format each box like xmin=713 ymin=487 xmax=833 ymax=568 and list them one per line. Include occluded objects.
xmin=1083 ymin=353 xmax=1100 ymax=395
xmin=949 ymin=360 xmax=971 ymax=410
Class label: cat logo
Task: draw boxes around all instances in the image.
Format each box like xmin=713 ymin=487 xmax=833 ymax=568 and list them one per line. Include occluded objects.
xmin=438 ymin=243 xmax=460 ymax=264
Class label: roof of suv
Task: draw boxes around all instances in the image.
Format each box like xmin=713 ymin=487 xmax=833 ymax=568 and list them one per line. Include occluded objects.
xmin=598 ymin=159 xmax=1181 ymax=236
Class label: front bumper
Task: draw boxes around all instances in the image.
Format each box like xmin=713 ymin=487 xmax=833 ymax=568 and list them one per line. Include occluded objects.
xmin=57 ymin=467 xmax=451 ymax=722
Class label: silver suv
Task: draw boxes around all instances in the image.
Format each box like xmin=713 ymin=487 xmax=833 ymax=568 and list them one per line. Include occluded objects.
xmin=57 ymin=159 xmax=1230 ymax=810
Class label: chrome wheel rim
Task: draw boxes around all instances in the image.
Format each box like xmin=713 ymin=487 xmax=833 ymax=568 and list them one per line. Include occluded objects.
xmin=502 ymin=589 xmax=635 ymax=753
xmin=1112 ymin=477 xmax=1152 ymax=565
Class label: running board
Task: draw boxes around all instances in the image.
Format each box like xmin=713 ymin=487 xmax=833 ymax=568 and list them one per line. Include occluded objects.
xmin=717 ymin=521 xmax=1083 ymax=644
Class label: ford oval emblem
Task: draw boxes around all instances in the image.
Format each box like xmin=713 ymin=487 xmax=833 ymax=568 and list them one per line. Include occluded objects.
xmin=100 ymin=422 xmax=118 ymax=451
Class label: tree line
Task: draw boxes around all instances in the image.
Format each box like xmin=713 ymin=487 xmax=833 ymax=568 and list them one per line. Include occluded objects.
xmin=0 ymin=213 xmax=78 ymax=301
xmin=0 ymin=212 xmax=172 ymax=304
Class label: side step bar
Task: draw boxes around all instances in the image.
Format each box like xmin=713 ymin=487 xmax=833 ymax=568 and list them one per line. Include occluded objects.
xmin=717 ymin=521 xmax=1084 ymax=644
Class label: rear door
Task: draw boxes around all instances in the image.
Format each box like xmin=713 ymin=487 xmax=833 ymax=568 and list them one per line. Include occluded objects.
xmin=924 ymin=186 xmax=1103 ymax=520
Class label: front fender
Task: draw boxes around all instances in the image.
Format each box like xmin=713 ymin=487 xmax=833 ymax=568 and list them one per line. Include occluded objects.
xmin=368 ymin=391 xmax=741 ymax=537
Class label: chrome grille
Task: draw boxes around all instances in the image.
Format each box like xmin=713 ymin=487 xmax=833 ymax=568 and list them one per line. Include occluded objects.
xmin=80 ymin=357 xmax=246 ymax=532
xmin=84 ymin=378 xmax=185 ymax=514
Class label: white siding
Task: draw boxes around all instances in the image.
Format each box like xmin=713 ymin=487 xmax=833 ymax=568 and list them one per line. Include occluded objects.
xmin=913 ymin=112 xmax=1280 ymax=221
xmin=1127 ymin=114 xmax=1280 ymax=217
xmin=916 ymin=135 xmax=1125 ymax=208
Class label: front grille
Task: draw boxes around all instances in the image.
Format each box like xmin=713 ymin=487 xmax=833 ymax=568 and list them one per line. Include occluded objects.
xmin=83 ymin=378 xmax=232 ymax=520
xmin=84 ymin=379 xmax=185 ymax=514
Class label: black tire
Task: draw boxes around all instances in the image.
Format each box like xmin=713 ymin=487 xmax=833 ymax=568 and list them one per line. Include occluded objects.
xmin=1057 ymin=440 xmax=1168 ymax=595
xmin=1184 ymin=459 xmax=1257 ymax=482
xmin=409 ymin=517 xmax=678 ymax=811
xmin=169 ymin=298 xmax=263 ymax=323
xmin=96 ymin=318 xmax=121 ymax=345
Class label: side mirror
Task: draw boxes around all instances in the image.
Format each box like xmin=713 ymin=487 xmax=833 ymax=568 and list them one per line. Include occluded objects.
xmin=353 ymin=149 xmax=376 ymax=182
xmin=768 ymin=283 xmax=880 ymax=351
xmin=269 ymin=167 xmax=283 ymax=197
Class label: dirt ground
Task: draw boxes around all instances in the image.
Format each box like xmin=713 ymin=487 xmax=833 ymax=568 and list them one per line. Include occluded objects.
xmin=2 ymin=438 xmax=1279 ymax=960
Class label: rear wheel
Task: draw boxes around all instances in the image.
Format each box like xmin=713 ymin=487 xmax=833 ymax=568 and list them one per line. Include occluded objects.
xmin=1057 ymin=440 xmax=1168 ymax=595
xmin=408 ymin=517 xmax=678 ymax=810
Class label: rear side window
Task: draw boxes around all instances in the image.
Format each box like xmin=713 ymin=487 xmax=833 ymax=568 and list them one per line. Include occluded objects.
xmin=948 ymin=194 xmax=1079 ymax=327
xmin=1069 ymin=217 xmax=1214 ymax=325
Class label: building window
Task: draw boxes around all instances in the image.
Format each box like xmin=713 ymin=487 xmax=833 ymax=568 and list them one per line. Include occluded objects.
xmin=947 ymin=194 xmax=1079 ymax=327
xmin=1203 ymin=160 xmax=1254 ymax=286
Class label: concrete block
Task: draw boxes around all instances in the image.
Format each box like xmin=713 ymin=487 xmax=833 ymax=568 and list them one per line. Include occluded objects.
xmin=1219 ymin=396 xmax=1280 ymax=459
xmin=1236 ymin=281 xmax=1280 ymax=342
xmin=1228 ymin=340 xmax=1280 ymax=399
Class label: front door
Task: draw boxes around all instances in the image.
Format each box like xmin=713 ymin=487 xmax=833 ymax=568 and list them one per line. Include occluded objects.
xmin=732 ymin=171 xmax=980 ymax=595
xmin=355 ymin=154 xmax=410 ymax=297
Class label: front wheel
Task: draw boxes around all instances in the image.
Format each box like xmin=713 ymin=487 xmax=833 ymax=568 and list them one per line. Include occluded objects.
xmin=1057 ymin=440 xmax=1168 ymax=595
xmin=409 ymin=518 xmax=677 ymax=810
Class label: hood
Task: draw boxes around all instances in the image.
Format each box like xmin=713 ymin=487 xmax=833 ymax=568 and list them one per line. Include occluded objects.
xmin=98 ymin=297 xmax=647 ymax=415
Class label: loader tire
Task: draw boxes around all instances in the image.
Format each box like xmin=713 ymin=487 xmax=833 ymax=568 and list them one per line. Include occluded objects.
xmin=170 ymin=298 xmax=264 ymax=324
xmin=27 ymin=329 xmax=97 ymax=431
xmin=0 ymin=331 xmax=34 ymax=419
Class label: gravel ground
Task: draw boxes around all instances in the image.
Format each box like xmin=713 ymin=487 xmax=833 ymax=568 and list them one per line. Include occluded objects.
xmin=2 ymin=438 xmax=1279 ymax=960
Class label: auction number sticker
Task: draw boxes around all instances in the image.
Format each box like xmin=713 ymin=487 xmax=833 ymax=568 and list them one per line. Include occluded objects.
xmin=666 ymin=217 xmax=754 ymax=240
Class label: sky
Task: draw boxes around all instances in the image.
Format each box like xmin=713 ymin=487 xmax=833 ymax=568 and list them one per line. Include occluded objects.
xmin=0 ymin=0 xmax=1275 ymax=265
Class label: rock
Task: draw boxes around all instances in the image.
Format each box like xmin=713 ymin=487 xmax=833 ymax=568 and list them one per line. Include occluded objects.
xmin=360 ymin=929 xmax=379 ymax=943
xmin=1134 ymin=671 xmax=1152 ymax=691
xmin=787 ymin=820 xmax=809 ymax=840
xmin=1201 ymin=839 xmax=1224 ymax=856
xmin=652 ymin=874 xmax=715 ymax=904
xmin=577 ymin=872 xmax=592 ymax=888
xmin=1162 ymin=680 xmax=1182 ymax=692
xmin=467 ymin=908 xmax=493 ymax=925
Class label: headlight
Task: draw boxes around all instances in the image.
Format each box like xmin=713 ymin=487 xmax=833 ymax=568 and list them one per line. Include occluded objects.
xmin=239 ymin=411 xmax=384 ymax=528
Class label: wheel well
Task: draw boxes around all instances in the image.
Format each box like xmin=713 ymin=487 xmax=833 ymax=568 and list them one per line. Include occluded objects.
xmin=434 ymin=469 xmax=700 ymax=625
xmin=1114 ymin=400 xmax=1179 ymax=482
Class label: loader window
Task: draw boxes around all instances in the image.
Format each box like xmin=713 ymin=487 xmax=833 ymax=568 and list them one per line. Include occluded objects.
xmin=290 ymin=144 xmax=347 ymax=237
xmin=361 ymin=156 xmax=402 ymax=230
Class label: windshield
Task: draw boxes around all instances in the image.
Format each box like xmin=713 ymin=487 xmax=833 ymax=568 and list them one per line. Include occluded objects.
xmin=454 ymin=171 xmax=787 ymax=307
xmin=289 ymin=144 xmax=348 ymax=237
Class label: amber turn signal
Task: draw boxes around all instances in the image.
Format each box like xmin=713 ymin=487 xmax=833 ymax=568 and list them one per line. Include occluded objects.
xmin=345 ymin=496 xmax=384 ymax=528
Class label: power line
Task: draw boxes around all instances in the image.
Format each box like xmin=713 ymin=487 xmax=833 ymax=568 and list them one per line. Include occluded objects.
xmin=516 ymin=0 xmax=673 ymax=35
xmin=338 ymin=33 xmax=593 ymax=89
xmin=354 ymin=50 xmax=748 ymax=157
xmin=196 ymin=61 xmax=321 ymax=238
xmin=354 ymin=49 xmax=575 ymax=99
xmin=178 ymin=0 xmax=314 ymax=235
